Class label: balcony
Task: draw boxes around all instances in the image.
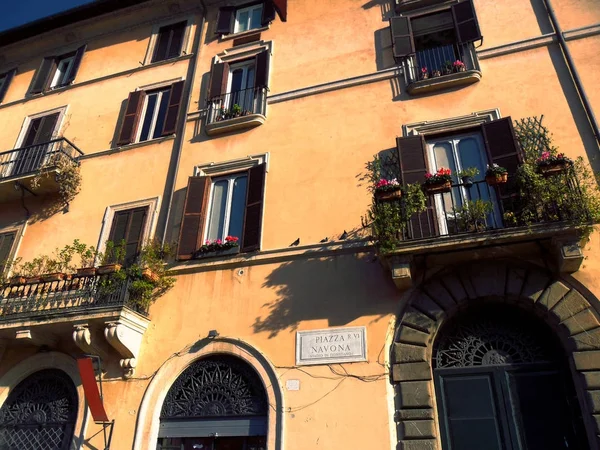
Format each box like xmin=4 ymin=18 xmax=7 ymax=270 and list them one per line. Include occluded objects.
xmin=0 ymin=138 xmax=83 ymax=202
xmin=0 ymin=273 xmax=149 ymax=377
xmin=205 ymin=87 xmax=267 ymax=136
xmin=402 ymin=43 xmax=481 ymax=95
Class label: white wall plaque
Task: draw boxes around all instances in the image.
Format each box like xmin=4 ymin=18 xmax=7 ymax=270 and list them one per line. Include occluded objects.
xmin=286 ymin=379 xmax=300 ymax=391
xmin=296 ymin=326 xmax=367 ymax=366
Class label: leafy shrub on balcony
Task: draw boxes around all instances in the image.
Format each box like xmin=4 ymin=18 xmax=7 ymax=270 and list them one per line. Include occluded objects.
xmin=31 ymin=151 xmax=81 ymax=206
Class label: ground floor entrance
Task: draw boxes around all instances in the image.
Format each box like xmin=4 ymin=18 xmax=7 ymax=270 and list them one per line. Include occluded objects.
xmin=158 ymin=436 xmax=266 ymax=450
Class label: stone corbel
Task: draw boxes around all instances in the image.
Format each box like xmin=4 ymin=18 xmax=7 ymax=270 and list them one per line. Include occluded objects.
xmin=552 ymin=237 xmax=584 ymax=274
xmin=104 ymin=315 xmax=148 ymax=378
xmin=72 ymin=324 xmax=110 ymax=361
xmin=387 ymin=255 xmax=415 ymax=290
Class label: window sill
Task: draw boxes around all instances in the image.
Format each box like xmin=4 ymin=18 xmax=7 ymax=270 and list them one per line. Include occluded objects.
xmin=193 ymin=246 xmax=240 ymax=260
xmin=407 ymin=70 xmax=482 ymax=95
xmin=219 ymin=26 xmax=269 ymax=42
xmin=205 ymin=113 xmax=266 ymax=136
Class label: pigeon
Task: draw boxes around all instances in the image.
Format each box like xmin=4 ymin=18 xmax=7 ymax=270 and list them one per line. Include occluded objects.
xmin=340 ymin=230 xmax=348 ymax=240
xmin=290 ymin=238 xmax=300 ymax=246
xmin=320 ymin=237 xmax=329 ymax=243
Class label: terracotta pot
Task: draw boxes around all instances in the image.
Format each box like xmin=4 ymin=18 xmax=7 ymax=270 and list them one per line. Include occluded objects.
xmin=9 ymin=276 xmax=26 ymax=286
xmin=97 ymin=264 xmax=122 ymax=275
xmin=25 ymin=276 xmax=42 ymax=284
xmin=375 ymin=188 xmax=402 ymax=202
xmin=538 ymin=161 xmax=569 ymax=177
xmin=41 ymin=273 xmax=66 ymax=282
xmin=142 ymin=268 xmax=159 ymax=283
xmin=485 ymin=173 xmax=508 ymax=185
xmin=424 ymin=180 xmax=451 ymax=195
xmin=76 ymin=267 xmax=97 ymax=277
xmin=431 ymin=70 xmax=442 ymax=78
xmin=455 ymin=65 xmax=466 ymax=72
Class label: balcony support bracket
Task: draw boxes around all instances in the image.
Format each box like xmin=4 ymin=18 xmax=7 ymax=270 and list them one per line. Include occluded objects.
xmin=104 ymin=315 xmax=147 ymax=378
xmin=15 ymin=329 xmax=57 ymax=348
xmin=552 ymin=237 xmax=584 ymax=274
xmin=73 ymin=324 xmax=111 ymax=362
xmin=386 ymin=255 xmax=415 ymax=290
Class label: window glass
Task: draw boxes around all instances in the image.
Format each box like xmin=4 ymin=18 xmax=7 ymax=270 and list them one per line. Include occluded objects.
xmin=236 ymin=10 xmax=250 ymax=32
xmin=235 ymin=4 xmax=263 ymax=33
xmin=207 ymin=180 xmax=229 ymax=241
xmin=250 ymin=7 xmax=263 ymax=29
xmin=50 ymin=56 xmax=74 ymax=88
xmin=152 ymin=92 xmax=171 ymax=139
xmin=228 ymin=175 xmax=248 ymax=239
xmin=206 ymin=174 xmax=248 ymax=243
xmin=139 ymin=93 xmax=158 ymax=142
xmin=138 ymin=88 xmax=170 ymax=142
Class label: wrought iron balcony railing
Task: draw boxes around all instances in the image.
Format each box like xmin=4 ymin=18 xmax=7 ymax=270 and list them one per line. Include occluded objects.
xmin=206 ymin=86 xmax=267 ymax=125
xmin=0 ymin=138 xmax=83 ymax=182
xmin=0 ymin=273 xmax=147 ymax=322
xmin=402 ymin=42 xmax=480 ymax=86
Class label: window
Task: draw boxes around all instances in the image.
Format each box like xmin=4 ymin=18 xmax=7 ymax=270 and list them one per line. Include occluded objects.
xmin=116 ymin=81 xmax=184 ymax=146
xmin=152 ymin=21 xmax=187 ymax=63
xmin=235 ymin=4 xmax=264 ymax=33
xmin=0 ymin=231 xmax=17 ymax=275
xmin=108 ymin=206 xmax=148 ymax=265
xmin=177 ymin=162 xmax=266 ymax=260
xmin=12 ymin=111 xmax=61 ymax=176
xmin=215 ymin=0 xmax=288 ymax=36
xmin=29 ymin=45 xmax=86 ymax=95
xmin=0 ymin=69 xmax=16 ymax=104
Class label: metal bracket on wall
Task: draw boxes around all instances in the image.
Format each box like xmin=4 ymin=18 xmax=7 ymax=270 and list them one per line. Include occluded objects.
xmin=83 ymin=355 xmax=115 ymax=450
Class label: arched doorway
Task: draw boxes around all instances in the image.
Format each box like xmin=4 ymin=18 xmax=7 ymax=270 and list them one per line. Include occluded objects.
xmin=0 ymin=368 xmax=78 ymax=450
xmin=157 ymin=355 xmax=268 ymax=450
xmin=433 ymin=304 xmax=587 ymax=450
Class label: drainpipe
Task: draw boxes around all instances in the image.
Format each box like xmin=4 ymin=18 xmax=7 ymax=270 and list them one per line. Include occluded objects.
xmin=542 ymin=0 xmax=600 ymax=148
xmin=160 ymin=0 xmax=207 ymax=245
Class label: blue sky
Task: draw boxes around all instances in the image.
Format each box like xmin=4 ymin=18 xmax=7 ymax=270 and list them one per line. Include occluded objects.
xmin=0 ymin=0 xmax=96 ymax=33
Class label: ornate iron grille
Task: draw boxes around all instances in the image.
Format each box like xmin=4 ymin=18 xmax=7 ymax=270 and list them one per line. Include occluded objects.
xmin=160 ymin=355 xmax=267 ymax=419
xmin=0 ymin=369 xmax=77 ymax=450
xmin=434 ymin=307 xmax=558 ymax=369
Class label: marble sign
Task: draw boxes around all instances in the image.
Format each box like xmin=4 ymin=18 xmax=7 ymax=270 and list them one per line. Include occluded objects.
xmin=296 ymin=326 xmax=367 ymax=365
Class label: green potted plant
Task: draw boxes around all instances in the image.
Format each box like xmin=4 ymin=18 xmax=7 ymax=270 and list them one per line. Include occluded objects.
xmin=374 ymin=178 xmax=402 ymax=202
xmin=457 ymin=167 xmax=479 ymax=187
xmin=536 ymin=151 xmax=573 ymax=177
xmin=503 ymin=211 xmax=518 ymax=228
xmin=97 ymin=240 xmax=126 ymax=274
xmin=194 ymin=236 xmax=240 ymax=258
xmin=443 ymin=60 xmax=453 ymax=75
xmin=485 ymin=164 xmax=508 ymax=185
xmin=138 ymin=240 xmax=173 ymax=282
xmin=455 ymin=199 xmax=493 ymax=232
xmin=423 ymin=168 xmax=452 ymax=194
xmin=41 ymin=243 xmax=77 ymax=282
xmin=21 ymin=256 xmax=49 ymax=284
xmin=71 ymin=239 xmax=98 ymax=276
xmin=4 ymin=257 xmax=24 ymax=285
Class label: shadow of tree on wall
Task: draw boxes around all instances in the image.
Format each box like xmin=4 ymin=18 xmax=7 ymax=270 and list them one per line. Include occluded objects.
xmin=252 ymin=250 xmax=398 ymax=338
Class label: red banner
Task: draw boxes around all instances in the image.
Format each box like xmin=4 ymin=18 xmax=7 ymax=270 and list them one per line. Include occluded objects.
xmin=77 ymin=357 xmax=109 ymax=422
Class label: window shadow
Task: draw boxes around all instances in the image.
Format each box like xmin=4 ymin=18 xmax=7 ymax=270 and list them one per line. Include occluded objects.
xmin=375 ymin=27 xmax=396 ymax=71
xmin=253 ymin=248 xmax=397 ymax=338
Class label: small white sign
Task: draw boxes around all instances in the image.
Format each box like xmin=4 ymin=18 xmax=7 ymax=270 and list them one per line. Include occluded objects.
xmin=296 ymin=326 xmax=367 ymax=366
xmin=286 ymin=379 xmax=300 ymax=391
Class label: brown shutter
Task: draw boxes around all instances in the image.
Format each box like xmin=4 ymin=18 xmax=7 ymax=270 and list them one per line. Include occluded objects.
xmin=0 ymin=69 xmax=16 ymax=104
xmin=161 ymin=81 xmax=185 ymax=136
xmin=117 ymin=90 xmax=146 ymax=146
xmin=152 ymin=26 xmax=170 ymax=62
xmin=482 ymin=117 xmax=523 ymax=212
xmin=166 ymin=22 xmax=186 ymax=59
xmin=255 ymin=51 xmax=270 ymax=88
xmin=108 ymin=207 xmax=148 ymax=265
xmin=178 ymin=176 xmax=211 ymax=260
xmin=0 ymin=232 xmax=16 ymax=275
xmin=272 ymin=0 xmax=287 ymax=21
xmin=397 ymin=135 xmax=438 ymax=239
xmin=208 ymin=62 xmax=229 ymax=99
xmin=34 ymin=113 xmax=60 ymax=144
xmin=65 ymin=45 xmax=86 ymax=85
xmin=390 ymin=16 xmax=415 ymax=62
xmin=29 ymin=57 xmax=55 ymax=94
xmin=216 ymin=7 xmax=235 ymax=35
xmin=262 ymin=1 xmax=277 ymax=26
xmin=452 ymin=0 xmax=482 ymax=43
xmin=241 ymin=164 xmax=266 ymax=252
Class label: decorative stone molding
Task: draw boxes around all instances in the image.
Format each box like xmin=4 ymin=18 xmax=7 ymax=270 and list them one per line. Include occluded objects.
xmin=72 ymin=324 xmax=111 ymax=361
xmin=104 ymin=313 xmax=149 ymax=378
xmin=406 ymin=70 xmax=481 ymax=96
xmin=15 ymin=329 xmax=57 ymax=347
xmin=552 ymin=236 xmax=585 ymax=273
xmin=391 ymin=260 xmax=600 ymax=450
xmin=205 ymin=113 xmax=266 ymax=136
xmin=403 ymin=108 xmax=501 ymax=136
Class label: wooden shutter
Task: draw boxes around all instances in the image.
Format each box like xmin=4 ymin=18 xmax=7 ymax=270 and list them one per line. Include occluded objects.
xmin=0 ymin=232 xmax=16 ymax=275
xmin=208 ymin=62 xmax=229 ymax=100
xmin=178 ymin=176 xmax=211 ymax=260
xmin=0 ymin=69 xmax=16 ymax=104
xmin=161 ymin=81 xmax=185 ymax=136
xmin=272 ymin=0 xmax=287 ymax=22
xmin=29 ymin=57 xmax=55 ymax=94
xmin=108 ymin=207 xmax=148 ymax=265
xmin=167 ymin=22 xmax=186 ymax=59
xmin=390 ymin=16 xmax=415 ymax=62
xmin=216 ymin=7 xmax=235 ymax=35
xmin=64 ymin=45 xmax=86 ymax=85
xmin=255 ymin=51 xmax=270 ymax=88
xmin=117 ymin=90 xmax=146 ymax=146
xmin=242 ymin=164 xmax=266 ymax=252
xmin=153 ymin=26 xmax=171 ymax=62
xmin=34 ymin=113 xmax=60 ymax=144
xmin=452 ymin=0 xmax=482 ymax=43
xmin=262 ymin=1 xmax=277 ymax=26
xmin=397 ymin=135 xmax=438 ymax=239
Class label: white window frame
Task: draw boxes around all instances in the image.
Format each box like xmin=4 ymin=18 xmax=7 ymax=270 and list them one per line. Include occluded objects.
xmin=96 ymin=197 xmax=161 ymax=264
xmin=0 ymin=223 xmax=27 ymax=278
xmin=227 ymin=60 xmax=256 ymax=93
xmin=143 ymin=17 xmax=194 ymax=65
xmin=234 ymin=4 xmax=264 ymax=34
xmin=49 ymin=56 xmax=75 ymax=89
xmin=135 ymin=87 xmax=171 ymax=143
xmin=204 ymin=173 xmax=249 ymax=243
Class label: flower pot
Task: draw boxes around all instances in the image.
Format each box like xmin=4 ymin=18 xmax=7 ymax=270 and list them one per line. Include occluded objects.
xmin=538 ymin=161 xmax=569 ymax=177
xmin=485 ymin=173 xmax=508 ymax=185
xmin=97 ymin=264 xmax=122 ymax=275
xmin=41 ymin=272 xmax=66 ymax=283
xmin=142 ymin=268 xmax=159 ymax=283
xmin=461 ymin=176 xmax=474 ymax=187
xmin=443 ymin=68 xmax=453 ymax=75
xmin=455 ymin=66 xmax=466 ymax=72
xmin=9 ymin=276 xmax=26 ymax=286
xmin=420 ymin=73 xmax=429 ymax=80
xmin=424 ymin=181 xmax=451 ymax=195
xmin=194 ymin=246 xmax=240 ymax=260
xmin=375 ymin=188 xmax=402 ymax=202
xmin=25 ymin=276 xmax=42 ymax=285
xmin=432 ymin=71 xmax=441 ymax=78
xmin=77 ymin=267 xmax=97 ymax=277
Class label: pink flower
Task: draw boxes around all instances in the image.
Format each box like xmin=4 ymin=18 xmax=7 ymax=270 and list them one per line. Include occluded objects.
xmin=216 ymin=239 xmax=222 ymax=244
xmin=453 ymin=60 xmax=465 ymax=67
xmin=425 ymin=173 xmax=432 ymax=179
xmin=225 ymin=236 xmax=239 ymax=242
xmin=541 ymin=151 xmax=550 ymax=159
xmin=421 ymin=67 xmax=428 ymax=73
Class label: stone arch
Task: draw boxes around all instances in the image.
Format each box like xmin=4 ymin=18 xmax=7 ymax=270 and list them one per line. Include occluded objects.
xmin=0 ymin=352 xmax=88 ymax=450
xmin=133 ymin=337 xmax=283 ymax=450
xmin=390 ymin=259 xmax=600 ymax=450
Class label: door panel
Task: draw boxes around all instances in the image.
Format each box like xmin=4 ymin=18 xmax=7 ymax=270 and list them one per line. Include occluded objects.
xmin=13 ymin=113 xmax=59 ymax=176
xmin=215 ymin=437 xmax=246 ymax=450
